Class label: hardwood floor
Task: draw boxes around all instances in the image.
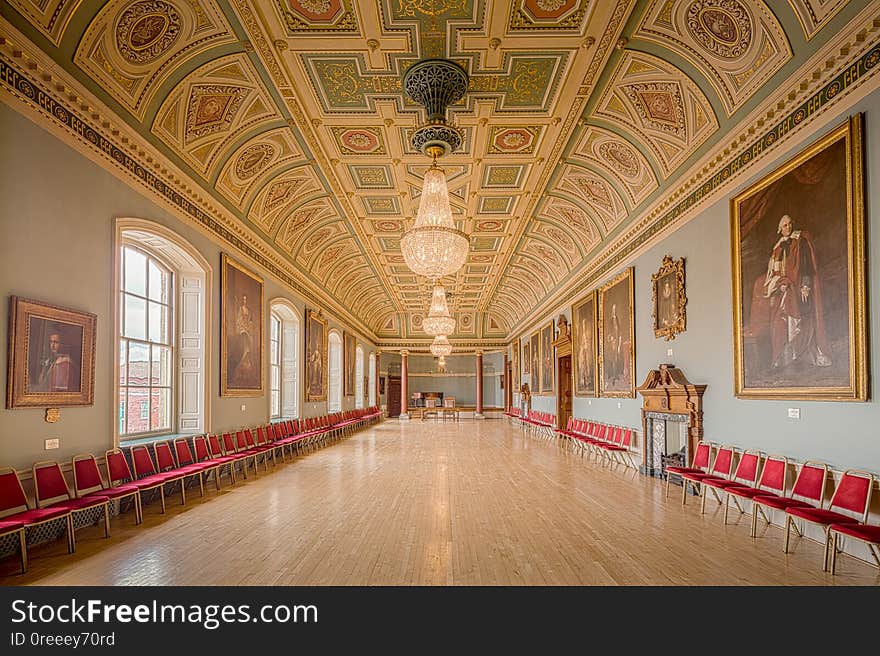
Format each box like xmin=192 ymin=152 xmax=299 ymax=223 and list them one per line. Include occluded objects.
xmin=2 ymin=420 xmax=878 ymax=585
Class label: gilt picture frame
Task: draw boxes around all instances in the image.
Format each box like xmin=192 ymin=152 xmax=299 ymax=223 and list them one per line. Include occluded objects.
xmin=571 ymin=291 xmax=597 ymax=397
xmin=539 ymin=321 xmax=554 ymax=395
xmin=731 ymin=115 xmax=866 ymax=401
xmin=221 ymin=254 xmax=264 ymax=397
xmin=6 ymin=296 xmax=96 ymax=408
xmin=343 ymin=331 xmax=356 ymax=397
xmin=305 ymin=308 xmax=328 ymax=402
xmin=598 ymin=267 xmax=635 ymax=398
xmin=652 ymin=255 xmax=687 ymax=341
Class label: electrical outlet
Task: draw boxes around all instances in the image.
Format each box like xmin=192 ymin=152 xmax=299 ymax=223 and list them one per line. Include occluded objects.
xmin=787 ymin=408 xmax=800 ymax=419
xmin=240 ymin=404 xmax=246 ymax=412
xmin=667 ymin=348 xmax=673 ymax=357
xmin=45 ymin=438 xmax=59 ymax=450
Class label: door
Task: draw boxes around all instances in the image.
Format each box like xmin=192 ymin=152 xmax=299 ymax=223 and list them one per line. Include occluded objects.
xmin=388 ymin=376 xmax=401 ymax=417
xmin=556 ymin=355 xmax=572 ymax=429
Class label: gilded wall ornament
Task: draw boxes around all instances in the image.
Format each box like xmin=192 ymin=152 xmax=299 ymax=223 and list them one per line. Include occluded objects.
xmin=651 ymin=255 xmax=687 ymax=341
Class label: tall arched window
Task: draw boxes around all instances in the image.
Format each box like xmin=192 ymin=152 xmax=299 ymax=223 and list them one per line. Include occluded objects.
xmin=328 ymin=330 xmax=342 ymax=412
xmin=368 ymin=352 xmax=376 ymax=407
xmin=355 ymin=346 xmax=364 ymax=409
xmin=116 ymin=220 xmax=210 ymax=441
xmin=269 ymin=300 xmax=299 ymax=419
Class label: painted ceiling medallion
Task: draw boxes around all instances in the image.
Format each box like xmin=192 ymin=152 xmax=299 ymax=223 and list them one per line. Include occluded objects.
xmin=375 ymin=221 xmax=402 ymax=232
xmin=626 ymin=82 xmax=686 ymax=136
xmin=476 ymin=220 xmax=504 ymax=232
xmin=599 ymin=141 xmax=640 ymax=177
xmin=234 ymin=143 xmax=275 ymax=179
xmin=490 ymin=127 xmax=536 ymax=153
xmin=116 ymin=1 xmax=181 ymax=65
xmin=185 ymin=85 xmax=248 ymax=141
xmin=686 ymin=0 xmax=752 ymax=59
xmin=289 ymin=0 xmax=339 ymax=21
xmin=337 ymin=128 xmax=382 ymax=154
xmin=572 ymin=176 xmax=612 ymax=208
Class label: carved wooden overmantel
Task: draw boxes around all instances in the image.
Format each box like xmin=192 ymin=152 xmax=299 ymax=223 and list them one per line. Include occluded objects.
xmin=552 ymin=314 xmax=571 ymax=357
xmin=635 ymin=364 xmax=706 ymax=477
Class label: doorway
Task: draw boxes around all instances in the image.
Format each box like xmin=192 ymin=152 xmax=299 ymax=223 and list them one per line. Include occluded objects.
xmin=556 ymin=355 xmax=572 ymax=429
xmin=388 ymin=376 xmax=401 ymax=417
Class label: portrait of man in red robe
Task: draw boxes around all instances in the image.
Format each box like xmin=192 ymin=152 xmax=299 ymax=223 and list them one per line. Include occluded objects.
xmin=747 ymin=214 xmax=831 ymax=372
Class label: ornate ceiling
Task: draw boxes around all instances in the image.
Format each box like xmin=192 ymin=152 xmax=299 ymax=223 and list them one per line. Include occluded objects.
xmin=0 ymin=0 xmax=877 ymax=346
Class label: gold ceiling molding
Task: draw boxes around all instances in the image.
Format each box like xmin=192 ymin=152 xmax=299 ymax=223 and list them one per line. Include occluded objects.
xmin=635 ymin=0 xmax=792 ymax=116
xmin=74 ymin=0 xmax=236 ymax=120
xmin=215 ymin=127 xmax=305 ymax=209
xmin=594 ymin=50 xmax=719 ymax=178
xmin=787 ymin=0 xmax=849 ymax=41
xmin=151 ymin=52 xmax=280 ymax=179
xmin=474 ymin=0 xmax=635 ymax=317
xmin=0 ymin=22 xmax=380 ymax=342
xmin=506 ymin=3 xmax=880 ymax=338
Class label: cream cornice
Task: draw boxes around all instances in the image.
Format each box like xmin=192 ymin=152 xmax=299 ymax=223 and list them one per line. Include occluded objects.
xmin=507 ymin=4 xmax=880 ymax=338
xmin=0 ymin=17 xmax=380 ymax=343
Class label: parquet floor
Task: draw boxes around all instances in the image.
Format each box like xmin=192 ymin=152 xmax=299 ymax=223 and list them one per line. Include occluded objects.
xmin=2 ymin=420 xmax=878 ymax=585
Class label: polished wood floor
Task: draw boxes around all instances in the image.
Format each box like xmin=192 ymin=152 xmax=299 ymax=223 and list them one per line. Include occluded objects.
xmin=2 ymin=420 xmax=878 ymax=585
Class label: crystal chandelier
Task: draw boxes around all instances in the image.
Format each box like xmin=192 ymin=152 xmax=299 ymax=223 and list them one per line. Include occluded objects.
xmin=400 ymin=58 xmax=470 ymax=280
xmin=422 ymin=284 xmax=456 ymax=336
xmin=430 ymin=334 xmax=453 ymax=358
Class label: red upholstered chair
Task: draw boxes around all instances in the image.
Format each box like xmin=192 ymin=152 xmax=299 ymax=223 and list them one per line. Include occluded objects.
xmin=194 ymin=436 xmax=235 ymax=487
xmin=752 ymin=461 xmax=828 ymax=542
xmin=0 ymin=467 xmax=72 ymax=572
xmin=784 ymin=470 xmax=873 ymax=571
xmin=829 ymin=522 xmax=880 ymax=574
xmin=32 ymin=461 xmax=110 ymax=553
xmin=173 ymin=438 xmax=215 ymax=491
xmin=130 ymin=445 xmax=185 ymax=509
xmin=105 ymin=449 xmax=169 ymax=516
xmin=0 ymin=519 xmax=27 ymax=574
xmin=681 ymin=445 xmax=734 ymax=510
xmin=701 ymin=450 xmax=762 ymax=523
xmin=235 ymin=431 xmax=261 ymax=476
xmin=72 ymin=454 xmax=142 ymax=524
xmin=664 ymin=442 xmax=713 ymax=502
xmin=154 ymin=441 xmax=202 ymax=502
xmin=723 ymin=454 xmax=789 ymax=536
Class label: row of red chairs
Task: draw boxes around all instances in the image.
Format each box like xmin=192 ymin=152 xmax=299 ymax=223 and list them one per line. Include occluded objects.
xmin=667 ymin=442 xmax=878 ymax=573
xmin=519 ymin=411 xmax=556 ymax=439
xmin=0 ymin=407 xmax=381 ymax=574
xmin=556 ymin=418 xmax=636 ymax=468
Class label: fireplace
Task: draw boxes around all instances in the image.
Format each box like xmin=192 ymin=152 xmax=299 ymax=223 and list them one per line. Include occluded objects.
xmin=636 ymin=365 xmax=706 ymax=480
xmin=644 ymin=412 xmax=689 ymax=479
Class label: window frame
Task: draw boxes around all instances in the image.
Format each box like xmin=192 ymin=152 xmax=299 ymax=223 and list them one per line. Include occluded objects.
xmin=118 ymin=244 xmax=175 ymax=439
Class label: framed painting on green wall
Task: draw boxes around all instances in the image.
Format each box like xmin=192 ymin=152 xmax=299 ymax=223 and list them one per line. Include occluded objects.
xmin=731 ymin=115 xmax=866 ymax=400
xmin=598 ymin=267 xmax=635 ymax=398
xmin=221 ymin=254 xmax=264 ymax=397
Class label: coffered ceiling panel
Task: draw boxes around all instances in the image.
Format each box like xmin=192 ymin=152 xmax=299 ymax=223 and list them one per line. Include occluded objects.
xmin=1 ymin=0 xmax=875 ymax=346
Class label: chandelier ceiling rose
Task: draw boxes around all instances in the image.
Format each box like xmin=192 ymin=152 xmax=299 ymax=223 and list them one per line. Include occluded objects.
xmin=403 ymin=58 xmax=469 ymax=157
